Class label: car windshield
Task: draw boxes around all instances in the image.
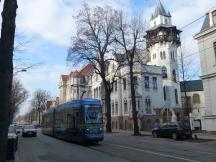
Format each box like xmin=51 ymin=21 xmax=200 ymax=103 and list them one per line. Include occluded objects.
xmin=24 ymin=125 xmax=35 ymax=129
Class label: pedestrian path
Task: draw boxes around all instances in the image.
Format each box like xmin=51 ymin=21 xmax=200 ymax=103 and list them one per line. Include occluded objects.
xmin=193 ymin=132 xmax=216 ymax=140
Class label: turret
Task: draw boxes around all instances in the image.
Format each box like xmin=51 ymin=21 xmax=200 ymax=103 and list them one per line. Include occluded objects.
xmin=145 ymin=0 xmax=181 ymax=48
xmin=145 ymin=0 xmax=182 ymax=110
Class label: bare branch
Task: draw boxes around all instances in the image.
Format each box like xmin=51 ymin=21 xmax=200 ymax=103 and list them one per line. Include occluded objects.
xmin=10 ymin=78 xmax=29 ymax=121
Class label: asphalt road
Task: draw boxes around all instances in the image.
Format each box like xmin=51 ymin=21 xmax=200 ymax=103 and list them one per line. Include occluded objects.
xmin=16 ymin=130 xmax=216 ymax=162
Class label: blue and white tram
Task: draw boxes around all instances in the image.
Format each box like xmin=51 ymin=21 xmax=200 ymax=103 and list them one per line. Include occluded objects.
xmin=42 ymin=99 xmax=103 ymax=143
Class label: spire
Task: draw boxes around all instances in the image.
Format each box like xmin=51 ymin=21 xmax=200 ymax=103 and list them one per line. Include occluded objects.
xmin=152 ymin=0 xmax=171 ymax=19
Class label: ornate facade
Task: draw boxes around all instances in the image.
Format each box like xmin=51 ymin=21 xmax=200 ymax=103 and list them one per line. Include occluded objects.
xmin=194 ymin=7 xmax=216 ymax=131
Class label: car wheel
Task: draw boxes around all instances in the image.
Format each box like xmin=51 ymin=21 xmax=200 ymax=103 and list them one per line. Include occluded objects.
xmin=152 ymin=132 xmax=158 ymax=138
xmin=187 ymin=134 xmax=193 ymax=139
xmin=172 ymin=133 xmax=178 ymax=140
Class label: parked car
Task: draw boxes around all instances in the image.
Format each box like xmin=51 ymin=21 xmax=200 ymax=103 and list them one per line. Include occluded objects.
xmin=152 ymin=122 xmax=192 ymax=140
xmin=22 ymin=125 xmax=37 ymax=137
xmin=15 ymin=125 xmax=23 ymax=134
xmin=33 ymin=123 xmax=41 ymax=128
xmin=8 ymin=126 xmax=18 ymax=151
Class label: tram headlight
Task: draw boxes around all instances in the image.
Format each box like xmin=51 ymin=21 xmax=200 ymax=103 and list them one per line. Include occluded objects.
xmin=86 ymin=128 xmax=90 ymax=132
xmin=99 ymin=127 xmax=103 ymax=131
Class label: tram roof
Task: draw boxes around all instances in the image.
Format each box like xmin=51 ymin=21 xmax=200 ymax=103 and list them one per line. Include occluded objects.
xmin=44 ymin=98 xmax=102 ymax=114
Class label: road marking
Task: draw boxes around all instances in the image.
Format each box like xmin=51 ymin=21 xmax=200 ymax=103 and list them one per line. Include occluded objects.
xmin=105 ymin=143 xmax=200 ymax=162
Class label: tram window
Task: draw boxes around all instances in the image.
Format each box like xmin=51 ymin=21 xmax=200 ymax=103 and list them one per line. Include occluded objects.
xmin=76 ymin=111 xmax=83 ymax=125
xmin=76 ymin=112 xmax=79 ymax=117
xmin=67 ymin=114 xmax=75 ymax=129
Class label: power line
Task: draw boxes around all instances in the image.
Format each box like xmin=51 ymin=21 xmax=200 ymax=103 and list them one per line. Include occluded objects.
xmin=179 ymin=14 xmax=207 ymax=30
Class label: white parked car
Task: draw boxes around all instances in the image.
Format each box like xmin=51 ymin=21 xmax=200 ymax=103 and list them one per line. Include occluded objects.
xmin=22 ymin=125 xmax=37 ymax=137
xmin=8 ymin=126 xmax=18 ymax=151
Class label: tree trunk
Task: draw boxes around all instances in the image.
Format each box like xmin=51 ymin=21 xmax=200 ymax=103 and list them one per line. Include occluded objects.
xmin=38 ymin=110 xmax=41 ymax=125
xmin=104 ymin=89 xmax=112 ymax=133
xmin=0 ymin=0 xmax=18 ymax=161
xmin=129 ymin=62 xmax=140 ymax=135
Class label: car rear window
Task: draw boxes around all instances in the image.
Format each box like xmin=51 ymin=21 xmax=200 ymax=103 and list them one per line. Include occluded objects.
xmin=177 ymin=122 xmax=189 ymax=128
xmin=169 ymin=124 xmax=178 ymax=127
xmin=24 ymin=125 xmax=35 ymax=129
xmin=8 ymin=127 xmax=16 ymax=133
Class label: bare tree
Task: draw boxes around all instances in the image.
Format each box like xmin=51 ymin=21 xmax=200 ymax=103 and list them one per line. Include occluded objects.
xmin=178 ymin=46 xmax=200 ymax=81
xmin=179 ymin=47 xmax=200 ymax=129
xmin=114 ymin=12 xmax=146 ymax=135
xmin=0 ymin=0 xmax=18 ymax=161
xmin=10 ymin=78 xmax=29 ymax=122
xmin=31 ymin=89 xmax=51 ymax=124
xmin=67 ymin=4 xmax=120 ymax=133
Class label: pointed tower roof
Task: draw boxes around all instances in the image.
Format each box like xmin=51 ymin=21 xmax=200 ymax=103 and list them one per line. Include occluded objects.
xmin=151 ymin=0 xmax=171 ymax=20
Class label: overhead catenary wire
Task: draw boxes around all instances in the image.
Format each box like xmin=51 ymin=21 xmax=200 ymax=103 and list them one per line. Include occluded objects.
xmin=77 ymin=7 xmax=216 ymax=96
xmin=179 ymin=14 xmax=207 ymax=30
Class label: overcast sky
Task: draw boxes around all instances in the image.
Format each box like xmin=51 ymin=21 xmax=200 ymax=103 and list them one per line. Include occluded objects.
xmin=1 ymin=0 xmax=216 ymax=115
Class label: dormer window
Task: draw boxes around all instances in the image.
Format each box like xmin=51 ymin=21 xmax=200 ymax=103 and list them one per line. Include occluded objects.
xmin=212 ymin=10 xmax=216 ymax=25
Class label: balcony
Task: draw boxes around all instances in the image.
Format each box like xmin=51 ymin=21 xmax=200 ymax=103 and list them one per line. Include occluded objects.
xmin=146 ymin=35 xmax=181 ymax=47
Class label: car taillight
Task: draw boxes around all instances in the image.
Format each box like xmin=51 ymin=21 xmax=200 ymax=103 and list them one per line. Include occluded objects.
xmin=176 ymin=128 xmax=184 ymax=131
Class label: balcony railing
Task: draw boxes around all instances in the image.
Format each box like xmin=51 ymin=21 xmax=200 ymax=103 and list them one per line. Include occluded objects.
xmin=146 ymin=35 xmax=180 ymax=47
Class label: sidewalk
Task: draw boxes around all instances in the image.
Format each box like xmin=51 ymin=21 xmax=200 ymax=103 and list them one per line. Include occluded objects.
xmin=192 ymin=132 xmax=216 ymax=140
xmin=111 ymin=129 xmax=152 ymax=136
xmin=111 ymin=129 xmax=216 ymax=140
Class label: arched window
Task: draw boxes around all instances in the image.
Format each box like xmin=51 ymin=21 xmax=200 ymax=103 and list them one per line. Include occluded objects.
xmin=153 ymin=53 xmax=156 ymax=59
xmin=160 ymin=51 xmax=166 ymax=59
xmin=165 ymin=19 xmax=168 ymax=24
xmin=163 ymin=51 xmax=166 ymax=59
xmin=162 ymin=66 xmax=167 ymax=78
xmin=172 ymin=69 xmax=176 ymax=82
xmin=170 ymin=51 xmax=176 ymax=60
xmin=124 ymin=100 xmax=128 ymax=114
xmin=193 ymin=94 xmax=200 ymax=104
xmin=160 ymin=51 xmax=163 ymax=59
xmin=112 ymin=63 xmax=115 ymax=72
xmin=115 ymin=102 xmax=118 ymax=115
xmin=175 ymin=89 xmax=178 ymax=104
xmin=163 ymin=86 xmax=166 ymax=101
xmin=111 ymin=103 xmax=114 ymax=115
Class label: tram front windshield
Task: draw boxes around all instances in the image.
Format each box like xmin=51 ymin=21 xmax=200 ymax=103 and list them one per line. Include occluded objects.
xmin=84 ymin=105 xmax=102 ymax=124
